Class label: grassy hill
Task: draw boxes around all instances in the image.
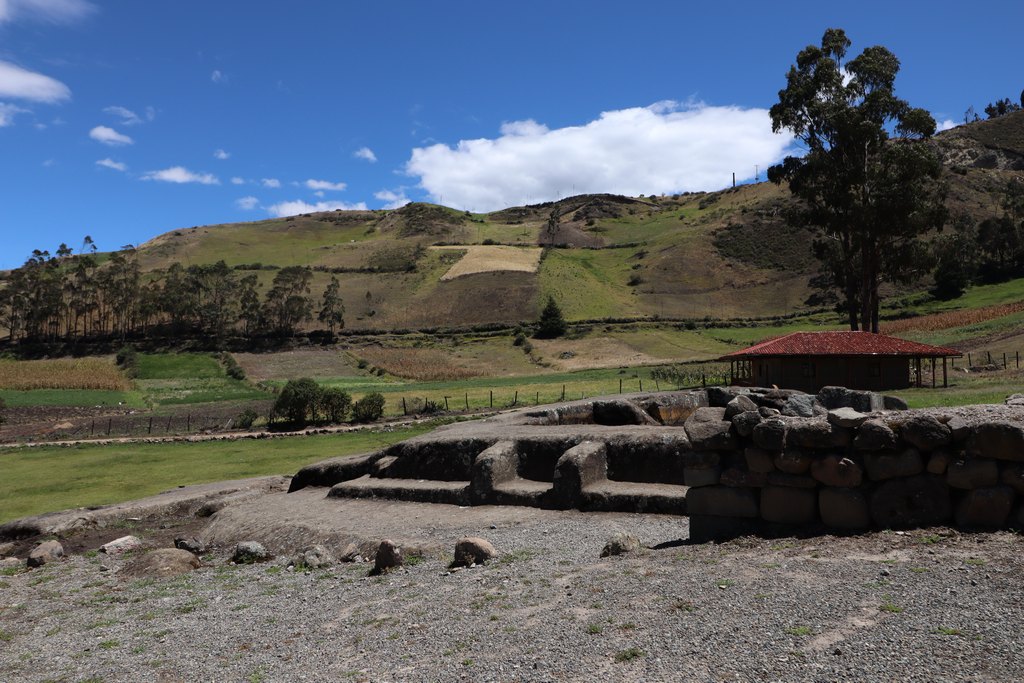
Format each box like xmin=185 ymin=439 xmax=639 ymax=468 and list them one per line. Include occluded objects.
xmin=103 ymin=111 xmax=1022 ymax=333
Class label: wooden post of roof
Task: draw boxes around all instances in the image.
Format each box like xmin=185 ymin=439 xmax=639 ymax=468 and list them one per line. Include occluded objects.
xmin=943 ymin=356 xmax=948 ymax=388
xmin=931 ymin=357 xmax=936 ymax=388
xmin=915 ymin=357 xmax=922 ymax=387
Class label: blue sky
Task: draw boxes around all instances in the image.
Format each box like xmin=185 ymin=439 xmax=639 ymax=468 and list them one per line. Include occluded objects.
xmin=1 ymin=0 xmax=1022 ymax=268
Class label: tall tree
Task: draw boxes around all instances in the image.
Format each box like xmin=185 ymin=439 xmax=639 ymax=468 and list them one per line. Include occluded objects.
xmin=262 ymin=266 xmax=313 ymax=335
xmin=318 ymin=276 xmax=345 ymax=335
xmin=768 ymin=28 xmax=946 ymax=332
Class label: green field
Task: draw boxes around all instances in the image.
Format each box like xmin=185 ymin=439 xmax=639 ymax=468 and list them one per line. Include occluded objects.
xmin=0 ymin=426 xmax=430 ymax=524
xmin=134 ymin=352 xmax=270 ymax=407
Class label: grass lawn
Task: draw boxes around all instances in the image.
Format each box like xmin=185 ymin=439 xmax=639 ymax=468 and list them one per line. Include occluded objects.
xmin=0 ymin=425 xmax=431 ymax=524
xmin=0 ymin=388 xmax=146 ymax=408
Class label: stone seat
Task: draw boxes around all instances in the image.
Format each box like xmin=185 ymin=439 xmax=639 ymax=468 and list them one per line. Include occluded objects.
xmin=491 ymin=478 xmax=553 ymax=507
xmin=582 ymin=481 xmax=688 ymax=514
xmin=328 ymin=475 xmax=470 ymax=506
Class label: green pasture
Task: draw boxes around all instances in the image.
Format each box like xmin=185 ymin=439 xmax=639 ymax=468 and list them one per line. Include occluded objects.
xmin=0 ymin=426 xmax=430 ymax=524
xmin=135 ymin=352 xmax=269 ymax=406
xmin=0 ymin=389 xmax=145 ymax=408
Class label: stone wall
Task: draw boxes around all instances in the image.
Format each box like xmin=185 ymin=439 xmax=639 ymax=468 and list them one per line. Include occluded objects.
xmin=290 ymin=386 xmax=1024 ymax=541
xmin=685 ymin=387 xmax=1024 ymax=540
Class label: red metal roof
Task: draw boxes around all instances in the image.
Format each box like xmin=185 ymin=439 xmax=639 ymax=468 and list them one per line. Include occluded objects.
xmin=720 ymin=331 xmax=962 ymax=359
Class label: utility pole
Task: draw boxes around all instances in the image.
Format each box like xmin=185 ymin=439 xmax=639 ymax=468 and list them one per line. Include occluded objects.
xmin=755 ymin=164 xmax=759 ymax=182
xmin=732 ymin=173 xmax=736 ymax=188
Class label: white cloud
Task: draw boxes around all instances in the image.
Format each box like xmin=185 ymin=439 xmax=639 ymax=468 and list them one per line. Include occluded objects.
xmin=305 ymin=178 xmax=347 ymax=191
xmin=211 ymin=69 xmax=226 ymax=84
xmin=235 ymin=196 xmax=259 ymax=210
xmin=261 ymin=177 xmax=281 ymax=188
xmin=405 ymin=102 xmax=794 ymax=211
xmin=354 ymin=146 xmax=377 ymax=163
xmin=266 ymin=199 xmax=368 ymax=217
xmin=213 ymin=148 xmax=230 ymax=160
xmin=103 ymin=105 xmax=142 ymax=126
xmin=230 ymin=176 xmax=245 ymax=185
xmin=95 ymin=157 xmax=126 ymax=171
xmin=0 ymin=102 xmax=28 ymax=126
xmin=375 ymin=189 xmax=411 ymax=209
xmin=89 ymin=125 xmax=133 ymax=146
xmin=313 ymin=190 xmax=324 ymax=198
xmin=142 ymin=166 xmax=219 ymax=185
xmin=936 ymin=119 xmax=957 ymax=132
xmin=0 ymin=60 xmax=71 ymax=103
xmin=0 ymin=0 xmax=95 ymax=24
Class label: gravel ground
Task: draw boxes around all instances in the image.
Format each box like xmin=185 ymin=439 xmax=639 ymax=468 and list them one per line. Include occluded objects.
xmin=2 ymin=497 xmax=1023 ymax=682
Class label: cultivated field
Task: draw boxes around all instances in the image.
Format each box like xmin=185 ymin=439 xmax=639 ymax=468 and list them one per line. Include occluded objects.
xmin=0 ymin=357 xmax=130 ymax=391
xmin=432 ymin=245 xmax=544 ymax=280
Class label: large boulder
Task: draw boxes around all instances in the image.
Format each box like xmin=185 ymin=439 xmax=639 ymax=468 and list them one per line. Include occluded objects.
xmin=744 ymin=447 xmax=775 ymax=473
xmin=817 ymin=386 xmax=884 ymax=412
xmin=373 ymin=539 xmax=403 ymax=574
xmin=686 ymin=486 xmax=759 ymax=518
xmin=966 ymin=421 xmax=1024 ymax=461
xmin=774 ymin=449 xmax=812 ymax=475
xmin=684 ymin=408 xmax=736 ymax=450
xmin=864 ymin=448 xmax=924 ymax=481
xmin=786 ymin=418 xmax=849 ymax=449
xmin=780 ymin=394 xmax=818 ymax=418
xmin=1001 ymin=463 xmax=1024 ymax=494
xmin=869 ymin=475 xmax=951 ymax=529
xmin=811 ymin=455 xmax=863 ymax=488
xmin=760 ymin=486 xmax=817 ymax=524
xmin=100 ymin=535 xmax=143 ymax=556
xmin=898 ymin=415 xmax=952 ymax=452
xmin=955 ymin=486 xmax=1015 ymax=528
xmin=454 ymin=537 xmax=498 ymax=566
xmin=296 ymin=545 xmax=335 ymax=569
xmin=599 ymin=533 xmax=641 ymax=558
xmin=724 ymin=394 xmax=758 ymax=420
xmin=731 ymin=410 xmax=762 ymax=437
xmin=827 ymin=407 xmax=869 ymax=429
xmin=853 ymin=419 xmax=898 ymax=451
xmin=27 ymin=540 xmax=64 ymax=568
xmin=947 ymin=458 xmax=999 ymax=489
xmin=121 ymin=549 xmax=200 ymax=579
xmin=819 ymin=488 xmax=871 ymax=530
xmin=752 ymin=418 xmax=787 ymax=451
xmin=231 ymin=542 xmax=270 ymax=564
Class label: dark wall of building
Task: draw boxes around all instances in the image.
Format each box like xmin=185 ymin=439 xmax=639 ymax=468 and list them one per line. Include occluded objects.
xmin=750 ymin=356 xmax=910 ymax=392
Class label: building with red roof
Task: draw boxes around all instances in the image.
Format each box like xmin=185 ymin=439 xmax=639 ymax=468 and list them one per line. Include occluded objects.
xmin=719 ymin=331 xmax=962 ymax=392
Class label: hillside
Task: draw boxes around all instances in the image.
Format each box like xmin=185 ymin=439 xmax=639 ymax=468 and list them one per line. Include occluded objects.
xmin=7 ymin=112 xmax=1024 ymax=334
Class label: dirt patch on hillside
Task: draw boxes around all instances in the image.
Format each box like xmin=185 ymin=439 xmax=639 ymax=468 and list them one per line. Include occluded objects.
xmin=432 ymin=245 xmax=543 ymax=280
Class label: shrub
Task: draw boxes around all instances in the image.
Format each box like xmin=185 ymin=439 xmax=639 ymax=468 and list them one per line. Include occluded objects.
xmin=513 ymin=332 xmax=527 ymax=347
xmin=357 ymin=358 xmax=369 ymax=369
xmin=535 ymin=296 xmax=567 ymax=339
xmin=272 ymin=378 xmax=322 ymax=425
xmin=352 ymin=392 xmax=386 ymax=422
xmin=115 ymin=346 xmax=139 ymax=378
xmin=318 ymin=388 xmax=352 ymax=424
xmin=236 ymin=408 xmax=258 ymax=429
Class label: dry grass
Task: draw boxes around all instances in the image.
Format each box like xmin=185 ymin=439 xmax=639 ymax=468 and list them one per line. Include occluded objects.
xmin=881 ymin=301 xmax=1024 ymax=334
xmin=432 ymin=246 xmax=543 ymax=281
xmin=0 ymin=358 xmax=131 ymax=391
xmin=356 ymin=346 xmax=483 ymax=381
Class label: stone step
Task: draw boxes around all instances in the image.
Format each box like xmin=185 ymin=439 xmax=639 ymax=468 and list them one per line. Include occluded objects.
xmin=328 ymin=475 xmax=471 ymax=506
xmin=582 ymin=480 xmax=688 ymax=514
xmin=492 ymin=478 xmax=553 ymax=507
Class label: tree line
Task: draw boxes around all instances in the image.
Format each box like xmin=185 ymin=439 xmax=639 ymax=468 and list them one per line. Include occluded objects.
xmin=0 ymin=242 xmax=346 ymax=343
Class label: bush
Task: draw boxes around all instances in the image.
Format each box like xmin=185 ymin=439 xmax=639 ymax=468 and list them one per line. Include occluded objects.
xmin=513 ymin=332 xmax=527 ymax=347
xmin=352 ymin=392 xmax=386 ymax=422
xmin=236 ymin=408 xmax=258 ymax=429
xmin=273 ymin=378 xmax=322 ymax=425
xmin=535 ymin=296 xmax=567 ymax=339
xmin=319 ymin=388 xmax=352 ymax=424
xmin=115 ymin=346 xmax=139 ymax=378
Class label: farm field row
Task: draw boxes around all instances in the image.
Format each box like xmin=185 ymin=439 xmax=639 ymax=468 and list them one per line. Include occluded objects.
xmin=0 ymin=426 xmax=430 ymax=524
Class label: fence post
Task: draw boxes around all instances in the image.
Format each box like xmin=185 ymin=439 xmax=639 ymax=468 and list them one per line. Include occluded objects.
xmin=513 ymin=391 xmax=518 ymax=406
xmin=639 ymin=379 xmax=643 ymax=392
xmin=187 ymin=414 xmax=191 ymax=432
xmin=490 ymin=390 xmax=493 ymax=408
xmin=1017 ymin=351 xmax=1020 ymax=369
xmin=444 ymin=396 xmax=449 ymax=411
xmin=561 ymin=385 xmax=565 ymax=401
xmin=107 ymin=418 xmax=111 ymax=435
xmin=148 ymin=417 xmax=153 ymax=435
xmin=968 ymin=353 xmax=972 ymax=367
xmin=90 ymin=420 xmax=95 ymax=436
xmin=1003 ymin=352 xmax=1007 ymax=369
xmin=988 ymin=351 xmax=992 ymax=365
xmin=535 ymin=391 xmax=539 ymax=405
xmin=166 ymin=416 xmax=173 ymax=432
xmin=465 ymin=393 xmax=469 ymax=410
xmin=654 ymin=378 xmax=660 ymax=392
xmin=619 ymin=378 xmax=622 ymax=394
xmin=701 ymin=373 xmax=706 ymax=388
xmin=402 ymin=397 xmax=407 ymax=416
